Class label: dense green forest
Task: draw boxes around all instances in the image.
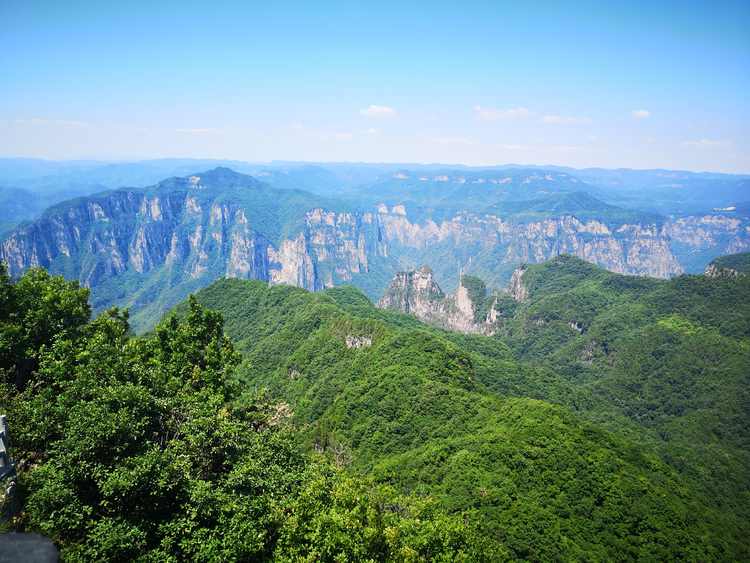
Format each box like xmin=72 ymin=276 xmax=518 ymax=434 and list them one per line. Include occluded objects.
xmin=173 ymin=256 xmax=749 ymax=560
xmin=2 ymin=255 xmax=749 ymax=560
xmin=0 ymin=266 xmax=495 ymax=561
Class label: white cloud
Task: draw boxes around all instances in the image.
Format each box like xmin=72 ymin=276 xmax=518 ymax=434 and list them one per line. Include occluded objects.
xmin=360 ymin=105 xmax=397 ymax=118
xmin=550 ymin=144 xmax=586 ymax=153
xmin=681 ymin=139 xmax=731 ymax=148
xmin=364 ymin=128 xmax=379 ymax=135
xmin=631 ymin=109 xmax=650 ymax=119
xmin=541 ymin=115 xmax=592 ymax=125
xmin=319 ymin=131 xmax=354 ymax=142
xmin=474 ymin=105 xmax=532 ymax=121
xmin=175 ymin=128 xmax=216 ymax=134
xmin=430 ymin=136 xmax=476 ymax=146
xmin=16 ymin=118 xmax=89 ymax=128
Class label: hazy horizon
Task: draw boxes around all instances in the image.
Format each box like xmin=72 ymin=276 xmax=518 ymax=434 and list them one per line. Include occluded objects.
xmin=0 ymin=155 xmax=750 ymax=176
xmin=1 ymin=155 xmax=749 ymax=177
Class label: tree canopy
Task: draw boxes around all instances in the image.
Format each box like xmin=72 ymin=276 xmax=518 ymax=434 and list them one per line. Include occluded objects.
xmin=0 ymin=266 xmax=494 ymax=561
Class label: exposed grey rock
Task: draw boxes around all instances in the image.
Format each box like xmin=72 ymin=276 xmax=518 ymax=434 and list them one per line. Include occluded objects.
xmin=704 ymin=264 xmax=741 ymax=278
xmin=345 ymin=335 xmax=372 ymax=349
xmin=378 ymin=268 xmax=497 ymax=334
xmin=509 ymin=265 xmax=529 ymax=302
xmin=375 ymin=205 xmax=689 ymax=279
xmin=3 ymin=173 xmax=749 ymax=331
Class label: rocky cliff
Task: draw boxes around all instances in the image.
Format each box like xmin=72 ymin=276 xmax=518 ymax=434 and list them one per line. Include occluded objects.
xmin=0 ymin=173 xmax=387 ymax=294
xmin=0 ymin=188 xmax=277 ymax=287
xmin=508 ymin=265 xmax=529 ymax=302
xmin=704 ymin=252 xmax=750 ymax=278
xmin=3 ymin=168 xmax=749 ymax=330
xmin=375 ymin=205 xmax=686 ymax=279
xmin=377 ymin=266 xmax=498 ymax=334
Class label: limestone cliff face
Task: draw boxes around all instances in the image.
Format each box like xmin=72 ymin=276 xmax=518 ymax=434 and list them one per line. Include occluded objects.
xmin=704 ymin=263 xmax=741 ymax=278
xmin=0 ymin=191 xmax=185 ymax=286
xmin=377 ymin=266 xmax=445 ymax=319
xmin=0 ymin=190 xmax=385 ymax=295
xmin=377 ymin=267 xmax=496 ymax=334
xmin=375 ymin=205 xmax=687 ymax=278
xmin=304 ymin=208 xmax=386 ymax=288
xmin=4 ymin=196 xmax=745 ymax=302
xmin=664 ymin=215 xmax=750 ymax=256
xmin=3 ymin=171 xmax=750 ymax=329
xmin=508 ymin=265 xmax=529 ymax=302
xmin=0 ymin=189 xmax=278 ymax=288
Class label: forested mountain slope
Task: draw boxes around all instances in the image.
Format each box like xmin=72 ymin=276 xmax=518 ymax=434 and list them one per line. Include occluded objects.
xmin=0 ymin=266 xmax=495 ymax=561
xmin=379 ymin=256 xmax=750 ymax=543
xmin=492 ymin=257 xmax=750 ymax=543
xmin=2 ymin=254 xmax=748 ymax=559
xmin=181 ymin=257 xmax=750 ymax=560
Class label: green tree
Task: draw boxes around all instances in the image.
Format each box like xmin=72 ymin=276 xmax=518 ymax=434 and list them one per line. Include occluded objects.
xmin=0 ymin=265 xmax=90 ymax=389
xmin=1 ymin=267 xmax=490 ymax=561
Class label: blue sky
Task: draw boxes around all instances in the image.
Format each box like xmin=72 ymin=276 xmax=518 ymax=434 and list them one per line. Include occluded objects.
xmin=1 ymin=0 xmax=748 ymax=172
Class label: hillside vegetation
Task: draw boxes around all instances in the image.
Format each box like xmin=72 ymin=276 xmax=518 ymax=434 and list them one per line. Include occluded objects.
xmin=179 ymin=256 xmax=750 ymax=560
xmin=2 ymin=254 xmax=748 ymax=560
xmin=0 ymin=266 xmax=495 ymax=561
xmin=491 ymin=256 xmax=750 ymax=553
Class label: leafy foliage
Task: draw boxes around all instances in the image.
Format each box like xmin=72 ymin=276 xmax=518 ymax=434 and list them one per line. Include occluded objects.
xmin=493 ymin=255 xmax=750 ymax=556
xmin=4 ymin=253 xmax=750 ymax=560
xmin=0 ymin=267 xmax=493 ymax=560
xmin=181 ymin=275 xmax=743 ymax=559
xmin=0 ymin=264 xmax=90 ymax=389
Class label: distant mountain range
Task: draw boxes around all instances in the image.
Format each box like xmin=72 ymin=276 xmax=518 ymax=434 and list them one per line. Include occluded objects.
xmin=0 ymin=160 xmax=748 ymax=331
xmin=1 ymin=158 xmax=748 ymax=232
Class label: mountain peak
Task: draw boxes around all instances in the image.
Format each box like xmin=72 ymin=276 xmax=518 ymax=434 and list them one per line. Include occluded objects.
xmin=190 ymin=167 xmax=259 ymax=186
xmin=152 ymin=167 xmax=260 ymax=191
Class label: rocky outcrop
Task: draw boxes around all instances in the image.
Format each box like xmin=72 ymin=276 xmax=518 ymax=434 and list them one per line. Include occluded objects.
xmin=704 ymin=264 xmax=740 ymax=278
xmin=345 ymin=335 xmax=372 ymax=349
xmin=665 ymin=215 xmax=750 ymax=255
xmin=0 ymin=189 xmax=384 ymax=295
xmin=0 ymin=190 xmax=278 ymax=288
xmin=377 ymin=266 xmax=446 ymax=319
xmin=4 ymin=185 xmax=744 ymax=299
xmin=704 ymin=252 xmax=750 ymax=278
xmin=508 ymin=265 xmax=529 ymax=302
xmin=304 ymin=208 xmax=386 ymax=288
xmin=377 ymin=267 xmax=497 ymax=334
xmin=268 ymin=233 xmax=319 ymax=290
